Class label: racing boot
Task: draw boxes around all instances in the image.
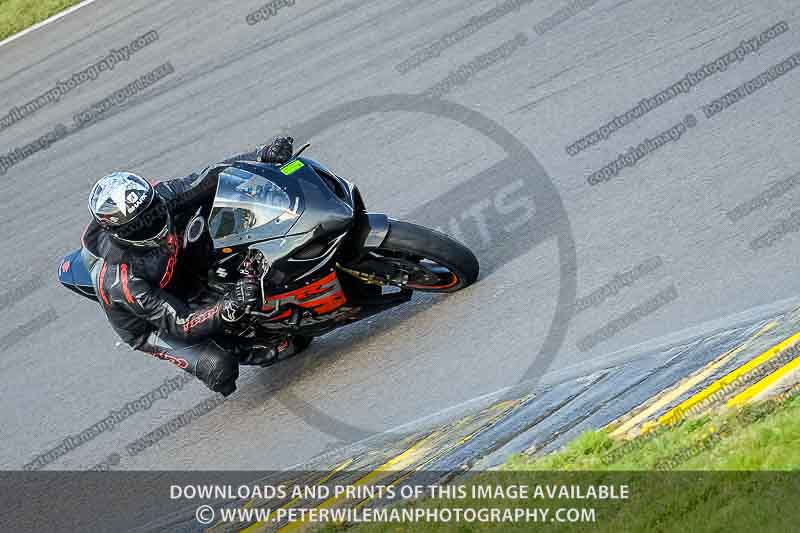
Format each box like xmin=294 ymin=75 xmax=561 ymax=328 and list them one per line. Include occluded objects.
xmin=237 ymin=335 xmax=313 ymax=367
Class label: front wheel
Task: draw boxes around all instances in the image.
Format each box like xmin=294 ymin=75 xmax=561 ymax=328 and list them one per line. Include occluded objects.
xmin=368 ymin=220 xmax=479 ymax=293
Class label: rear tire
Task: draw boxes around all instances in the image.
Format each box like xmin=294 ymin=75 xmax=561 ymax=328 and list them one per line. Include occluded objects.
xmin=375 ymin=219 xmax=479 ymax=293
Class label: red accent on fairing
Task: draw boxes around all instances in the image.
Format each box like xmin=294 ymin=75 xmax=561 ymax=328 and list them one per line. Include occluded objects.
xmin=61 ymin=261 xmax=71 ymax=273
xmin=266 ymin=271 xmax=339 ymax=301
xmin=120 ymin=264 xmax=134 ymax=304
xmin=148 ymin=350 xmax=189 ymax=369
xmin=98 ymin=262 xmax=110 ymax=306
xmin=159 ymin=233 xmax=179 ymax=289
xmin=261 ymin=271 xmax=347 ymax=316
xmin=306 ymin=292 xmax=347 ymax=314
xmin=267 ymin=310 xmax=293 ymax=322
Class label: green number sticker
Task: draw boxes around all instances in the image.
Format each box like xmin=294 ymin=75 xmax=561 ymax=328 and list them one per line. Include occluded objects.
xmin=280 ymin=160 xmax=304 ymax=175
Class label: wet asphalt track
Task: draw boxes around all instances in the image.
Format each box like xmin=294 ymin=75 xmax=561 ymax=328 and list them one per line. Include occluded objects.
xmin=1 ymin=0 xmax=800 ymax=476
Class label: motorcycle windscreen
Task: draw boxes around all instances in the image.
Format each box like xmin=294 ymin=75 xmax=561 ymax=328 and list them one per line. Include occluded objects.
xmin=208 ymin=166 xmax=303 ymax=248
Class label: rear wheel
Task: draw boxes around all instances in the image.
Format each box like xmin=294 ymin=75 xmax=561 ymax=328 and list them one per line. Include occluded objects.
xmin=368 ymin=220 xmax=479 ymax=293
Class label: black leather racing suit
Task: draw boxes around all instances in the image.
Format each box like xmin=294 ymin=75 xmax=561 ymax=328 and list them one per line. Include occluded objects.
xmin=85 ymin=157 xmax=252 ymax=396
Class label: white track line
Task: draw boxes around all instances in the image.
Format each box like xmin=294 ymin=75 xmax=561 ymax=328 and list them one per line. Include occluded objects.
xmin=0 ymin=0 xmax=100 ymax=49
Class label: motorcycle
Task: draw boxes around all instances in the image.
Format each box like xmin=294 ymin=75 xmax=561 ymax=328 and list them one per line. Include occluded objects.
xmin=58 ymin=147 xmax=479 ymax=355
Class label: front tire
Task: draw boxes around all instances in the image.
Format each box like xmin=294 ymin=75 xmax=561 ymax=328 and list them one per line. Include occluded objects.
xmin=374 ymin=220 xmax=479 ymax=293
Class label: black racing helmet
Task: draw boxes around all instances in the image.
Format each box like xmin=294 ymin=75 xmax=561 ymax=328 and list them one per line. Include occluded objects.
xmin=88 ymin=172 xmax=171 ymax=248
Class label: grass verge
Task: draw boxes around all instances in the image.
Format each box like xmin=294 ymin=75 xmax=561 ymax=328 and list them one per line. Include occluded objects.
xmin=341 ymin=390 xmax=800 ymax=532
xmin=0 ymin=0 xmax=85 ymax=42
xmin=516 ymin=386 xmax=800 ymax=471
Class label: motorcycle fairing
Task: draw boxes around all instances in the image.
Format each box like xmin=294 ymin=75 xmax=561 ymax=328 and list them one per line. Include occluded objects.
xmin=261 ymin=270 xmax=347 ymax=319
xmin=207 ymin=159 xmax=354 ymax=250
xmin=58 ymin=247 xmax=98 ymax=302
xmin=208 ymin=164 xmax=305 ymax=249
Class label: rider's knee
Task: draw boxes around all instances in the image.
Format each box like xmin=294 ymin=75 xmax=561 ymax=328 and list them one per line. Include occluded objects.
xmin=145 ymin=340 xmax=239 ymax=396
xmin=194 ymin=342 xmax=239 ymax=396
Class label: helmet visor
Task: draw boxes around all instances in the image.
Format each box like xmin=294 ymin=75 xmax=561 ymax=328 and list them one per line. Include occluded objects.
xmin=113 ymin=195 xmax=171 ymax=247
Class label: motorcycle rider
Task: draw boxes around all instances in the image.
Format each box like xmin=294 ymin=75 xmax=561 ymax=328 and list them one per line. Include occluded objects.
xmin=85 ymin=137 xmax=306 ymax=396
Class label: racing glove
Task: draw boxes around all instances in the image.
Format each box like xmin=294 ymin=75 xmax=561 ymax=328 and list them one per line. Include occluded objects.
xmin=256 ymin=136 xmax=294 ymax=165
xmin=221 ymin=277 xmax=261 ymax=322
